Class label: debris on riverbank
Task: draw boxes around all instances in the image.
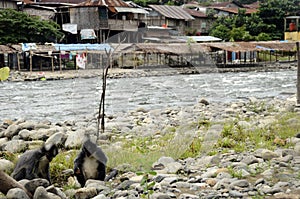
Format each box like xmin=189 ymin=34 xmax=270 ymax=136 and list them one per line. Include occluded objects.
xmin=1 ymin=96 xmax=300 ymax=198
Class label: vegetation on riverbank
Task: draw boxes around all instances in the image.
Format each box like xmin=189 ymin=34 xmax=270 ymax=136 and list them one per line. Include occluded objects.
xmin=28 ymin=100 xmax=298 ymax=187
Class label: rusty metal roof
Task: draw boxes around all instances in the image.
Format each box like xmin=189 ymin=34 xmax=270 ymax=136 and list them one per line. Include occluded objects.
xmin=183 ymin=8 xmax=207 ymax=18
xmin=36 ymin=0 xmax=85 ymax=3
xmin=78 ymin=0 xmax=129 ymax=7
xmin=254 ymin=42 xmax=296 ymax=51
xmin=204 ymin=42 xmax=258 ymax=52
xmin=203 ymin=41 xmax=297 ymax=52
xmin=213 ymin=7 xmax=257 ymax=14
xmin=118 ymin=43 xmax=209 ymax=54
xmin=148 ymin=5 xmax=195 ymax=21
xmin=0 ymin=45 xmax=19 ymax=53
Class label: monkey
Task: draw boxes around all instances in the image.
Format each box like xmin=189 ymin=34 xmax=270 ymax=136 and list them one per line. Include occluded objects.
xmin=73 ymin=138 xmax=108 ymax=187
xmin=11 ymin=143 xmax=58 ymax=184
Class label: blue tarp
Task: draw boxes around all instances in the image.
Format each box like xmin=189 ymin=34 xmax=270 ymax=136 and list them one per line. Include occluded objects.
xmin=53 ymin=43 xmax=113 ymax=51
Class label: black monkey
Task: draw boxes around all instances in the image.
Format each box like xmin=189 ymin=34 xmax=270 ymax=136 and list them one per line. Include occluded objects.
xmin=73 ymin=139 xmax=107 ymax=187
xmin=11 ymin=143 xmax=58 ymax=183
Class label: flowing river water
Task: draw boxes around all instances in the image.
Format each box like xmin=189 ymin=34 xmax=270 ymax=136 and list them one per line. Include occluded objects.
xmin=0 ymin=69 xmax=297 ymax=122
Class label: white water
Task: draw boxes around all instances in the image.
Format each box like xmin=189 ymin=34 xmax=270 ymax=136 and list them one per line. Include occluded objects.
xmin=0 ymin=69 xmax=296 ymax=122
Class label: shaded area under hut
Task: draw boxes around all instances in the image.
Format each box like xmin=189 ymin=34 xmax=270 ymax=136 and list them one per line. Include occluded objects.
xmin=0 ymin=41 xmax=298 ymax=72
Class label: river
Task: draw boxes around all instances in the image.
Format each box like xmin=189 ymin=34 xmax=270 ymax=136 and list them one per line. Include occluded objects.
xmin=0 ymin=69 xmax=297 ymax=122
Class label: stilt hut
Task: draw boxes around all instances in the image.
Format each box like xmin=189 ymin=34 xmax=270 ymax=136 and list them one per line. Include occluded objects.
xmin=0 ymin=45 xmax=20 ymax=70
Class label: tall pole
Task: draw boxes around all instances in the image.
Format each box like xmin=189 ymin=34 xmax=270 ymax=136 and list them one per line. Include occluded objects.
xmin=297 ymin=42 xmax=300 ymax=105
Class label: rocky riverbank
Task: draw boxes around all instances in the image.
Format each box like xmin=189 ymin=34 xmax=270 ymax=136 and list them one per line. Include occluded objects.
xmin=1 ymin=96 xmax=300 ymax=198
xmin=7 ymin=62 xmax=298 ymax=81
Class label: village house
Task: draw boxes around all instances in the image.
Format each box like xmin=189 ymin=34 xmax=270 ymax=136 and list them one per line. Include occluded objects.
xmin=208 ymin=0 xmax=258 ymax=16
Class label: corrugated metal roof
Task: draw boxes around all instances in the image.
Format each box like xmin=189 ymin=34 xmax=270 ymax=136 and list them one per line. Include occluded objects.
xmin=177 ymin=36 xmax=222 ymax=42
xmin=115 ymin=7 xmax=149 ymax=14
xmin=148 ymin=5 xmax=194 ymax=21
xmin=78 ymin=0 xmax=129 ymax=7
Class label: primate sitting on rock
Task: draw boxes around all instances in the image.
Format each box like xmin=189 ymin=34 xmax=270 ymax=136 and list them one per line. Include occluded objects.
xmin=11 ymin=143 xmax=58 ymax=183
xmin=73 ymin=138 xmax=108 ymax=187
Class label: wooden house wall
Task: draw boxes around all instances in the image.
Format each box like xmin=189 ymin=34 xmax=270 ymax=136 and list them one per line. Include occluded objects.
xmin=0 ymin=0 xmax=18 ymax=10
xmin=70 ymin=7 xmax=108 ymax=30
xmin=189 ymin=18 xmax=213 ymax=35
xmin=23 ymin=8 xmax=55 ymax=20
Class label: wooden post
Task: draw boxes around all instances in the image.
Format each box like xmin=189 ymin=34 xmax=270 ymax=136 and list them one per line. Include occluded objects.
xmin=17 ymin=53 xmax=20 ymax=71
xmin=59 ymin=53 xmax=62 ymax=73
xmin=297 ymin=42 xmax=300 ymax=105
xmin=51 ymin=56 xmax=54 ymax=72
xmin=29 ymin=51 xmax=32 ymax=74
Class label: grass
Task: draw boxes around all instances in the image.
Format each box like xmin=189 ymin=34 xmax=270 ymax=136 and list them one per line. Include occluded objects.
xmin=50 ymin=150 xmax=78 ymax=186
xmin=103 ymin=103 xmax=300 ymax=174
xmin=12 ymin=100 xmax=297 ymax=188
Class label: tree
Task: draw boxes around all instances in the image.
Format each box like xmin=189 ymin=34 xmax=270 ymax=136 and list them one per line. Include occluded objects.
xmin=0 ymin=9 xmax=63 ymax=44
xmin=258 ymin=0 xmax=300 ymax=40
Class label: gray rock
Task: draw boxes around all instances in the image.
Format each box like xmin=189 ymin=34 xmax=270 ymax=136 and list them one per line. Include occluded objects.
xmin=294 ymin=143 xmax=300 ymax=155
xmin=241 ymin=155 xmax=260 ymax=165
xmin=199 ymin=98 xmax=209 ymax=106
xmin=2 ymin=140 xmax=27 ymax=153
xmin=216 ymin=172 xmax=231 ymax=179
xmin=64 ymin=129 xmax=86 ymax=149
xmin=196 ymin=155 xmax=221 ymax=167
xmin=0 ymin=159 xmax=14 ymax=172
xmin=45 ymin=132 xmax=67 ymax=147
xmin=19 ymin=121 xmax=35 ymax=130
xmin=229 ymin=190 xmax=244 ymax=197
xmin=33 ymin=186 xmax=50 ymax=199
xmin=91 ymin=194 xmax=108 ymax=199
xmin=0 ymin=137 xmax=8 ymax=146
xmin=24 ymin=178 xmax=50 ymax=194
xmin=230 ymin=179 xmax=250 ymax=188
xmin=46 ymin=186 xmax=67 ymax=199
xmin=85 ymin=179 xmax=109 ymax=192
xmin=178 ymin=193 xmax=199 ymax=199
xmin=150 ymin=192 xmax=172 ymax=199
xmin=18 ymin=129 xmax=35 ymax=140
xmin=4 ymin=124 xmax=21 ymax=138
xmin=115 ymin=180 xmax=136 ymax=190
xmin=163 ymin=162 xmax=183 ymax=174
xmin=30 ymin=128 xmax=57 ymax=140
xmin=6 ymin=188 xmax=30 ymax=199
xmin=74 ymin=187 xmax=98 ymax=199
xmin=255 ymin=149 xmax=280 ymax=160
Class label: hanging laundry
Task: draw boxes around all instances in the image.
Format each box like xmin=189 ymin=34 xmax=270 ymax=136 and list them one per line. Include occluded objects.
xmin=76 ymin=53 xmax=87 ymax=69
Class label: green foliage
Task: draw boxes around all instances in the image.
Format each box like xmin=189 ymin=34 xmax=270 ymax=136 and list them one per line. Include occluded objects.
xmin=50 ymin=150 xmax=78 ymax=186
xmin=0 ymin=9 xmax=63 ymax=44
xmin=131 ymin=0 xmax=159 ymax=6
xmin=209 ymin=0 xmax=300 ymax=41
xmin=227 ymin=166 xmax=243 ymax=179
xmin=215 ymin=110 xmax=300 ymax=153
xmin=179 ymin=135 xmax=203 ymax=159
xmin=137 ymin=170 xmax=157 ymax=198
